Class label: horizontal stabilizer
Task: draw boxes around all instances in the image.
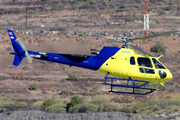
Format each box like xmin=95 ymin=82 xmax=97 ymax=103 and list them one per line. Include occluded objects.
xmin=13 ymin=55 xmax=24 ymax=66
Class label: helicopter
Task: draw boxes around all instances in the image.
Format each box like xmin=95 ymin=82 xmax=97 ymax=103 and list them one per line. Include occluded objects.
xmin=8 ymin=29 xmax=176 ymax=95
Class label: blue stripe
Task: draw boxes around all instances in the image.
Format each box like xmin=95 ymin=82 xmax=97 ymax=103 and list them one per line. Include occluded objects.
xmin=94 ymin=47 xmax=120 ymax=70
xmin=27 ymin=46 xmax=120 ymax=71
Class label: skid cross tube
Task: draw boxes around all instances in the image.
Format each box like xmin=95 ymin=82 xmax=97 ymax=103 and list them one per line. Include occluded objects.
xmin=102 ymin=72 xmax=156 ymax=95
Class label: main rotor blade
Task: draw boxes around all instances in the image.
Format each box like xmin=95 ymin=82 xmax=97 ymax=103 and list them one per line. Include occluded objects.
xmin=90 ymin=33 xmax=120 ymax=41
xmin=129 ymin=44 xmax=152 ymax=56
xmin=134 ymin=30 xmax=178 ymax=41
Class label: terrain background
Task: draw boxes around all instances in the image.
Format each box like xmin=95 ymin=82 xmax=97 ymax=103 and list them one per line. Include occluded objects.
xmin=0 ymin=0 xmax=180 ymax=119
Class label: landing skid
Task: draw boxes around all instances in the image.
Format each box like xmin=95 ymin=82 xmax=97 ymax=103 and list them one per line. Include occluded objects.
xmin=102 ymin=72 xmax=156 ymax=95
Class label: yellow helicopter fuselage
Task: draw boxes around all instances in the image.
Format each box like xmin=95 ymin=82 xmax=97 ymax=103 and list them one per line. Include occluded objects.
xmin=97 ymin=48 xmax=172 ymax=84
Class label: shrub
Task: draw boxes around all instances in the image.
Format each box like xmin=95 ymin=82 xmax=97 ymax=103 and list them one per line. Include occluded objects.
xmin=104 ymin=10 xmax=112 ymax=14
xmin=47 ymin=1 xmax=52 ymax=5
xmin=91 ymin=95 xmax=110 ymax=105
xmin=29 ymin=83 xmax=38 ymax=90
xmin=11 ymin=96 xmax=18 ymax=100
xmin=4 ymin=101 xmax=24 ymax=110
xmin=46 ymin=103 xmax=66 ymax=113
xmin=125 ymin=17 xmax=134 ymax=22
xmin=51 ymin=3 xmax=64 ymax=11
xmin=43 ymin=97 xmax=63 ymax=109
xmin=69 ymin=103 xmax=97 ymax=113
xmin=28 ymin=10 xmax=37 ymax=15
xmin=81 ymin=4 xmax=90 ymax=9
xmin=157 ymin=10 xmax=166 ymax=15
xmin=165 ymin=5 xmax=172 ymax=11
xmin=55 ymin=23 xmax=59 ymax=27
xmin=14 ymin=101 xmax=25 ymax=110
xmin=0 ymin=97 xmax=5 ymax=107
xmin=89 ymin=88 xmax=97 ymax=93
xmin=8 ymin=23 xmax=17 ymax=27
xmin=51 ymin=6 xmax=59 ymax=11
xmin=133 ymin=101 xmax=148 ymax=111
xmin=32 ymin=101 xmax=44 ymax=110
xmin=150 ymin=43 xmax=166 ymax=54
xmin=67 ymin=73 xmax=78 ymax=81
xmin=57 ymin=32 xmax=61 ymax=36
xmin=66 ymin=96 xmax=84 ymax=111
xmin=69 ymin=1 xmax=77 ymax=6
xmin=89 ymin=0 xmax=96 ymax=4
xmin=79 ymin=32 xmax=84 ymax=37
xmin=14 ymin=8 xmax=23 ymax=14
xmin=103 ymin=0 xmax=109 ymax=4
xmin=1 ymin=94 xmax=5 ymax=97
xmin=103 ymin=102 xmax=121 ymax=112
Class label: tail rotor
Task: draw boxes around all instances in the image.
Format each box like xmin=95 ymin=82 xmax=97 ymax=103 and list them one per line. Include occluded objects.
xmin=8 ymin=29 xmax=33 ymax=66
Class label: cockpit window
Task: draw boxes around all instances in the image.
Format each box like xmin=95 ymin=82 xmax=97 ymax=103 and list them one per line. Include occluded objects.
xmin=152 ymin=58 xmax=166 ymax=69
xmin=130 ymin=57 xmax=135 ymax=65
xmin=137 ymin=57 xmax=152 ymax=68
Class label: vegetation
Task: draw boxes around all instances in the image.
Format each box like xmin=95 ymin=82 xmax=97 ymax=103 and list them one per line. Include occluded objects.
xmin=66 ymin=96 xmax=84 ymax=111
xmin=79 ymin=32 xmax=84 ymax=36
xmin=122 ymin=96 xmax=180 ymax=115
xmin=14 ymin=8 xmax=23 ymax=14
xmin=102 ymin=102 xmax=121 ymax=112
xmin=69 ymin=103 xmax=98 ymax=113
xmin=67 ymin=73 xmax=78 ymax=81
xmin=2 ymin=93 xmax=180 ymax=115
xmin=104 ymin=10 xmax=112 ymax=14
xmin=8 ymin=23 xmax=17 ymax=27
xmin=81 ymin=4 xmax=90 ymax=9
xmin=157 ymin=10 xmax=166 ymax=15
xmin=32 ymin=101 xmax=44 ymax=110
xmin=103 ymin=0 xmax=109 ymax=4
xmin=89 ymin=88 xmax=97 ymax=93
xmin=91 ymin=95 xmax=110 ymax=105
xmin=55 ymin=23 xmax=59 ymax=27
xmin=29 ymin=83 xmax=38 ymax=90
xmin=125 ymin=17 xmax=134 ymax=22
xmin=43 ymin=97 xmax=63 ymax=109
xmin=69 ymin=1 xmax=77 ymax=6
xmin=150 ymin=43 xmax=166 ymax=54
xmin=51 ymin=3 xmax=65 ymax=11
xmin=28 ymin=10 xmax=37 ymax=15
xmin=46 ymin=103 xmax=66 ymax=113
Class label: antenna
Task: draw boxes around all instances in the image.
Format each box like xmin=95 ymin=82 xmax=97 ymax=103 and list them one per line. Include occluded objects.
xmin=144 ymin=0 xmax=149 ymax=42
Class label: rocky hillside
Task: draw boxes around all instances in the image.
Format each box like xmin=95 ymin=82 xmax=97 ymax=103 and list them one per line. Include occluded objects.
xmin=0 ymin=110 xmax=166 ymax=120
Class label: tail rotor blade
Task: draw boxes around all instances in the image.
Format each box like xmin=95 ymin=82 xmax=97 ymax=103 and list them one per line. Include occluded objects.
xmin=16 ymin=38 xmax=25 ymax=50
xmin=16 ymin=38 xmax=33 ymax=63
xmin=25 ymin=51 xmax=33 ymax=63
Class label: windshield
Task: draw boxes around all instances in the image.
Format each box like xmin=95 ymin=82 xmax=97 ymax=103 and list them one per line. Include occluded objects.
xmin=137 ymin=57 xmax=152 ymax=68
xmin=152 ymin=58 xmax=166 ymax=69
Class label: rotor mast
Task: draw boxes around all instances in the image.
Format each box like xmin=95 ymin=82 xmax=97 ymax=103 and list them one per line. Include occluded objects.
xmin=144 ymin=0 xmax=149 ymax=42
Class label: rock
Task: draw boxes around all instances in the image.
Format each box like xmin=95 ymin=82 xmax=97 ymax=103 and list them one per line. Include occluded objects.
xmin=25 ymin=31 xmax=29 ymax=35
xmin=28 ymin=31 xmax=33 ymax=35
xmin=0 ymin=111 xmax=167 ymax=120
xmin=53 ymin=39 xmax=59 ymax=43
xmin=0 ymin=108 xmax=6 ymax=113
xmin=6 ymin=47 xmax=12 ymax=51
xmin=109 ymin=5 xmax=115 ymax=9
xmin=40 ymin=29 xmax=46 ymax=34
